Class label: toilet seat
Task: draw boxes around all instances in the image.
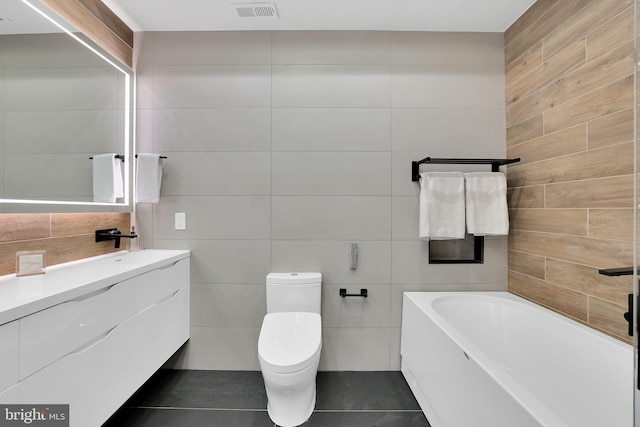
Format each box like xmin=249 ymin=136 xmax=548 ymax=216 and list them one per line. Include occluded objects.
xmin=258 ymin=312 xmax=321 ymax=374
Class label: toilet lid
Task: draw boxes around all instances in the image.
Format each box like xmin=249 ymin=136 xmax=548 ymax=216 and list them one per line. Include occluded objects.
xmin=258 ymin=312 xmax=322 ymax=374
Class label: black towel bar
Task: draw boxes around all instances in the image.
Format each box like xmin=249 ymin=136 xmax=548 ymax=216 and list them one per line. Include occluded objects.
xmin=339 ymin=288 xmax=368 ymax=298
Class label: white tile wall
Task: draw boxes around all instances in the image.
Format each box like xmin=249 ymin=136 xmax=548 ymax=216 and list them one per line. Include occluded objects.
xmin=319 ymin=327 xmax=391 ymax=371
xmin=154 ymin=108 xmax=271 ymax=152
xmin=270 ymin=240 xmax=392 ymax=285
xmin=272 ymin=108 xmax=391 ymax=152
xmin=191 ymin=283 xmax=267 ymax=327
xmin=153 ymin=65 xmax=271 ymax=108
xmin=271 ymin=196 xmax=391 ymax=240
xmin=153 ymin=196 xmax=271 ymax=240
xmin=391 ymin=239 xmax=508 ymax=285
xmin=139 ymin=31 xmax=507 ymax=371
xmin=272 ymin=65 xmax=391 ymax=107
xmin=391 ymin=65 xmax=505 ymax=108
xmin=152 ymin=31 xmax=272 ymax=65
xmin=389 ymin=32 xmax=504 ymax=66
xmin=321 ymin=284 xmax=391 ymax=328
xmin=271 ymin=31 xmax=390 ymax=65
xmin=271 ymin=152 xmax=391 ymax=195
xmin=392 ymin=108 xmax=506 ymax=152
xmin=154 ymin=239 xmax=271 ymax=284
xmin=172 ymin=327 xmax=261 ymax=370
xmin=161 ymin=152 xmax=270 ymax=196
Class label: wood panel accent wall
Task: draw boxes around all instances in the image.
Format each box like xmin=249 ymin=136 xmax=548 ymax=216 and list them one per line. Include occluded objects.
xmin=42 ymin=0 xmax=133 ymax=67
xmin=505 ymin=0 xmax=635 ymax=343
xmin=0 ymin=213 xmax=130 ymax=276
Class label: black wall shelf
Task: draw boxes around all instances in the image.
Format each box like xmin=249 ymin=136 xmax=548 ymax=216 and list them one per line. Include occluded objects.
xmin=412 ymin=157 xmax=520 ymax=181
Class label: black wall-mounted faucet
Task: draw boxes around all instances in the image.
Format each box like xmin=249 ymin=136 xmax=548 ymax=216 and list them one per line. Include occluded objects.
xmin=95 ymin=228 xmax=137 ymax=249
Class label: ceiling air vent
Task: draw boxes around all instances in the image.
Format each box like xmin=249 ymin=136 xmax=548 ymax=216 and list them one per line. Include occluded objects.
xmin=233 ymin=2 xmax=279 ymax=18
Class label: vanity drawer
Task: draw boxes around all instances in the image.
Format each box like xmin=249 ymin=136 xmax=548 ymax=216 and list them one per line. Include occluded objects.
xmin=139 ymin=286 xmax=190 ymax=371
xmin=14 ymin=315 xmax=143 ymax=427
xmin=19 ymin=279 xmax=143 ymax=380
xmin=133 ymin=258 xmax=189 ymax=309
xmin=0 ymin=321 xmax=19 ymax=393
xmin=18 ymin=258 xmax=189 ymax=380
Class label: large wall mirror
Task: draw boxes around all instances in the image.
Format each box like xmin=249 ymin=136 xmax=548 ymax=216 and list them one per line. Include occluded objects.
xmin=0 ymin=0 xmax=133 ymax=212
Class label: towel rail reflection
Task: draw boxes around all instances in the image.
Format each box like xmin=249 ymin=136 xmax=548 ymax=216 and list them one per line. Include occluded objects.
xmin=89 ymin=154 xmax=125 ymax=162
xmin=411 ymin=157 xmax=520 ymax=181
xmin=89 ymin=154 xmax=169 ymax=161
xmin=135 ymin=154 xmax=167 ymax=159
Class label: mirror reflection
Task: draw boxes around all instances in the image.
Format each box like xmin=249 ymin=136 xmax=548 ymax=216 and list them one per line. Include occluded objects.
xmin=0 ymin=0 xmax=131 ymax=210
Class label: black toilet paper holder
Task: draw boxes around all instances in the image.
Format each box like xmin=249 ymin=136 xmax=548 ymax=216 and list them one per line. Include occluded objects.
xmin=339 ymin=288 xmax=368 ymax=298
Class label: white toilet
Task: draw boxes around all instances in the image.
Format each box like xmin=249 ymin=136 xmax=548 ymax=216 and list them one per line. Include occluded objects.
xmin=258 ymin=272 xmax=322 ymax=427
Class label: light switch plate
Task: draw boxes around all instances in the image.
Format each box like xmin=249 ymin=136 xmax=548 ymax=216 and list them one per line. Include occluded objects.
xmin=175 ymin=212 xmax=186 ymax=230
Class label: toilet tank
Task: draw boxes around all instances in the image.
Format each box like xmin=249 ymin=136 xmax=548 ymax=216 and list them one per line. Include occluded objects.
xmin=266 ymin=272 xmax=321 ymax=314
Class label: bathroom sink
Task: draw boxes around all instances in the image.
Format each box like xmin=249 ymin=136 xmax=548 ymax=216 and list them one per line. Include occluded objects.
xmin=110 ymin=250 xmax=174 ymax=265
xmin=0 ymin=249 xmax=189 ymax=325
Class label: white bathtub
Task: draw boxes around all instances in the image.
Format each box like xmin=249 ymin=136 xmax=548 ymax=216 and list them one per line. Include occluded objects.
xmin=400 ymin=292 xmax=633 ymax=427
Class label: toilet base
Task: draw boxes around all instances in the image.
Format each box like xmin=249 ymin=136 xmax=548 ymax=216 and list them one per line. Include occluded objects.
xmin=267 ymin=388 xmax=315 ymax=427
xmin=261 ymin=360 xmax=319 ymax=427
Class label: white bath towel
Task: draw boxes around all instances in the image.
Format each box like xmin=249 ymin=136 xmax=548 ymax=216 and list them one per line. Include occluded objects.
xmin=136 ymin=153 xmax=163 ymax=203
xmin=93 ymin=153 xmax=123 ymax=203
xmin=419 ymin=172 xmax=466 ymax=240
xmin=464 ymin=172 xmax=509 ymax=236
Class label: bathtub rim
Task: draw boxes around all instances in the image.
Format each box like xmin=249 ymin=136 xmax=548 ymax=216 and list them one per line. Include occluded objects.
xmin=404 ymin=291 xmax=631 ymax=352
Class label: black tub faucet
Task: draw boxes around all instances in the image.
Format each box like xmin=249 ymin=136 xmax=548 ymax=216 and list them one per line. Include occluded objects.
xmin=95 ymin=228 xmax=137 ymax=249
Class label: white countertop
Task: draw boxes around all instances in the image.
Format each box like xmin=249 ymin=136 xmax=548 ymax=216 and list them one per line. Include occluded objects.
xmin=0 ymin=249 xmax=190 ymax=325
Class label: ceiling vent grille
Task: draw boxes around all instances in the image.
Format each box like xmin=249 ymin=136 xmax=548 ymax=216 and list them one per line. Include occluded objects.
xmin=233 ymin=3 xmax=278 ymax=18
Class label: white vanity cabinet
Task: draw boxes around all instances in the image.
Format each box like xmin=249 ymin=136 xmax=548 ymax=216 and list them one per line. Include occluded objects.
xmin=0 ymin=321 xmax=19 ymax=393
xmin=0 ymin=250 xmax=190 ymax=427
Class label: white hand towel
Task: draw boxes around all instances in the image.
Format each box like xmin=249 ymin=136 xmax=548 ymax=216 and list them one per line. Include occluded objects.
xmin=419 ymin=172 xmax=466 ymax=240
xmin=464 ymin=172 xmax=509 ymax=236
xmin=136 ymin=153 xmax=163 ymax=203
xmin=93 ymin=153 xmax=123 ymax=203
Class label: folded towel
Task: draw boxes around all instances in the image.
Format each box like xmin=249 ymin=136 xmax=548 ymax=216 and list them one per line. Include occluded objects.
xmin=464 ymin=172 xmax=509 ymax=236
xmin=93 ymin=153 xmax=123 ymax=203
xmin=136 ymin=153 xmax=163 ymax=203
xmin=419 ymin=172 xmax=466 ymax=240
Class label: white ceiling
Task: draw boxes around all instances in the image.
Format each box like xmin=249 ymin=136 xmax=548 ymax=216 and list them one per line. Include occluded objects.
xmin=101 ymin=0 xmax=537 ymax=33
xmin=1 ymin=0 xmax=63 ymax=34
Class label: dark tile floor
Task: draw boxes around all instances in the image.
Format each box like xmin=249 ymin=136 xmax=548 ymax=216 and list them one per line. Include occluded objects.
xmin=104 ymin=370 xmax=430 ymax=427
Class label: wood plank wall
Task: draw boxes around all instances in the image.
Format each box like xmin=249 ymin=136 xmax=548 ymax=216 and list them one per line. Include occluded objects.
xmin=0 ymin=213 xmax=130 ymax=276
xmin=505 ymin=0 xmax=635 ymax=343
xmin=42 ymin=0 xmax=133 ymax=67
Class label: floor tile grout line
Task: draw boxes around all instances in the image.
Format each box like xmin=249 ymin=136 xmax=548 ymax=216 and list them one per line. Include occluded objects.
xmin=125 ymin=406 xmax=423 ymax=413
xmin=128 ymin=407 xmax=267 ymax=412
xmin=315 ymin=410 xmax=424 ymax=413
